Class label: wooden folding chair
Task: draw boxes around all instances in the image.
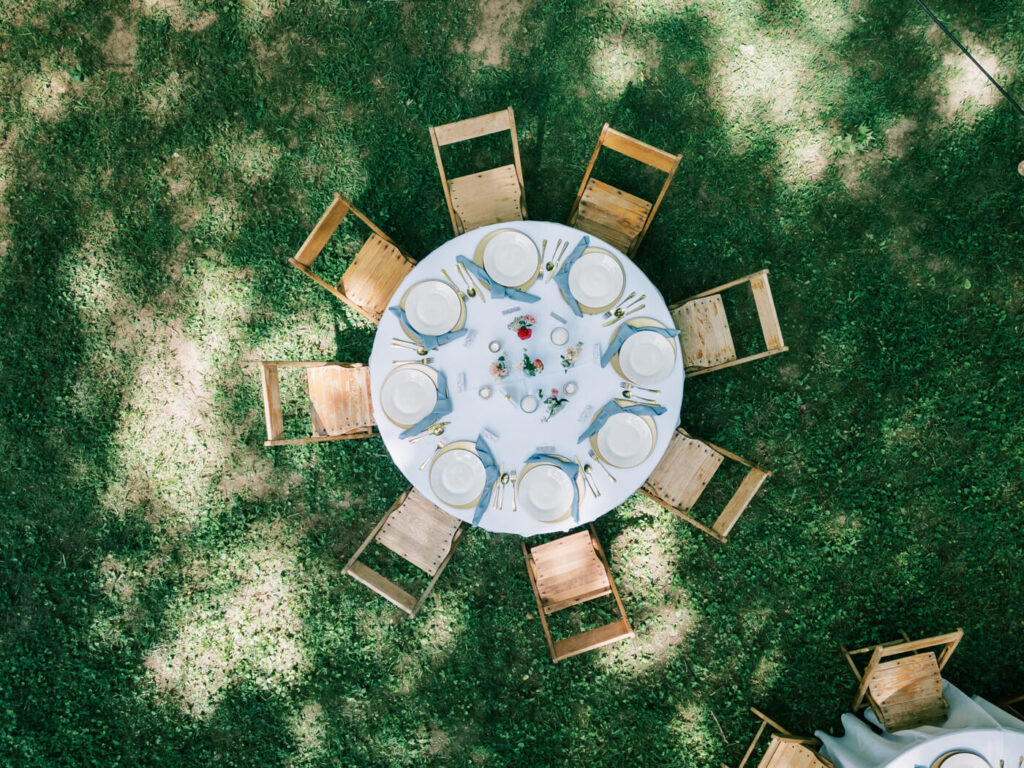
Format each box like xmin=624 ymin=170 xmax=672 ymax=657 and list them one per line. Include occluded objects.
xmin=521 ymin=526 xmax=633 ymax=663
xmin=568 ymin=123 xmax=681 ymax=258
xmin=999 ymin=693 xmax=1024 ymax=720
xmin=670 ymin=269 xmax=787 ymax=378
xmin=641 ymin=428 xmax=770 ymax=543
xmin=429 ymin=107 xmax=527 ymax=235
xmin=725 ymin=708 xmax=834 ymax=768
xmin=288 ymin=193 xmax=415 ymax=323
xmin=343 ymin=488 xmax=466 ymax=617
xmin=840 ymin=629 xmax=964 ymax=732
xmin=259 ymin=361 xmax=376 ymax=447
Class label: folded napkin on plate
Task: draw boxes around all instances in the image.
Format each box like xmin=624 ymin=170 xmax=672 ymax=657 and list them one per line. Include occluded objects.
xmin=398 ymin=370 xmax=451 ymax=439
xmin=551 ymin=236 xmax=590 ymax=317
xmin=471 ymin=435 xmax=501 ymax=526
xmin=388 ymin=305 xmax=469 ymax=350
xmin=525 ymin=452 xmax=581 ymax=523
xmin=600 ymin=322 xmax=680 ymax=368
xmin=577 ymin=399 xmax=667 ymax=443
xmin=456 ymin=255 xmax=540 ymax=303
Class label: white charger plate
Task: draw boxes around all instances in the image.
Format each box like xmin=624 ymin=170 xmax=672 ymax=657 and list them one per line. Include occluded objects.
xmin=379 ymin=364 xmax=438 ymax=428
xmin=568 ymin=249 xmax=624 ymax=313
xmin=932 ymin=753 xmax=991 ymax=768
xmin=517 ymin=463 xmax=574 ymax=522
xmin=481 ymin=230 xmax=539 ymax=287
xmin=618 ymin=328 xmax=677 ymax=386
xmin=429 ymin=442 xmax=487 ymax=509
xmin=402 ymin=280 xmax=462 ymax=335
xmin=595 ymin=411 xmax=656 ymax=468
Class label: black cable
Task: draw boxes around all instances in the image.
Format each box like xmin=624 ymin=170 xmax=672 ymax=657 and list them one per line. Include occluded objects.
xmin=913 ymin=0 xmax=1024 ymax=119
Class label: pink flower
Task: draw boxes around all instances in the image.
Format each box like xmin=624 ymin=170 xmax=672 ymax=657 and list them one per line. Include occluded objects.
xmin=551 ymin=389 xmax=558 ymax=397
xmin=524 ymin=315 xmax=536 ymax=325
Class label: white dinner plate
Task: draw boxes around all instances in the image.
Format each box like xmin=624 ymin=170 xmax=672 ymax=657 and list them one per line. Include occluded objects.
xmin=568 ymin=249 xmax=624 ymax=311
xmin=596 ymin=411 xmax=655 ymax=468
xmin=932 ymin=752 xmax=991 ymax=768
xmin=618 ymin=329 xmax=677 ymax=386
xmin=379 ymin=366 xmax=438 ymax=428
xmin=517 ymin=463 xmax=574 ymax=522
xmin=429 ymin=446 xmax=486 ymax=508
xmin=482 ymin=230 xmax=539 ymax=287
xmin=402 ymin=280 xmax=462 ymax=335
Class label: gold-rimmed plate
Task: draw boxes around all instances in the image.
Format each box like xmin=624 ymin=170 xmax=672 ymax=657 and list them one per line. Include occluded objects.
xmin=473 ymin=228 xmax=540 ymax=290
xmin=931 ymin=752 xmax=991 ymax=768
xmin=399 ymin=279 xmax=466 ymax=342
xmin=379 ymin=363 xmax=439 ymax=429
xmin=516 ymin=456 xmax=586 ymax=522
xmin=428 ymin=440 xmax=487 ymax=509
xmin=609 ymin=317 xmax=679 ymax=385
xmin=588 ymin=399 xmax=658 ymax=469
xmin=565 ymin=247 xmax=625 ymax=314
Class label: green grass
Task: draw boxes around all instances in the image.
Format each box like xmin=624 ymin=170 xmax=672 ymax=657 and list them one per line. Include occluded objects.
xmin=2 ymin=0 xmax=1024 ymax=765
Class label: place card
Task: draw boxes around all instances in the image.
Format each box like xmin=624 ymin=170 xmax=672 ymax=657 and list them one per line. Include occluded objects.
xmin=549 ymin=311 xmax=568 ymax=324
xmin=501 ymin=305 xmax=523 ymax=315
xmin=578 ymin=405 xmax=595 ymax=423
xmin=456 ymin=372 xmax=467 ymax=393
xmin=483 ymin=426 xmax=501 ymax=441
xmin=462 ymin=328 xmax=477 ymax=346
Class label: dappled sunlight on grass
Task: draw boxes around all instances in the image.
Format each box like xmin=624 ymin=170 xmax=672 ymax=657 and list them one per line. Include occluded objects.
xmin=142 ymin=520 xmax=309 ymax=717
xmin=928 ymin=27 xmax=1005 ymax=123
xmin=588 ymin=35 xmax=661 ymax=101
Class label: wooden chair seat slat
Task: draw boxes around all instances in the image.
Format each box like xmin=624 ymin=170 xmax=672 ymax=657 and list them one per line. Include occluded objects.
xmin=732 ymin=710 xmax=833 ymax=768
xmin=307 ymin=364 xmax=374 ymax=437
xmin=448 ymin=164 xmax=524 ymax=233
xmin=339 ymin=234 xmax=414 ymax=322
xmin=551 ymin=619 xmax=634 ymax=663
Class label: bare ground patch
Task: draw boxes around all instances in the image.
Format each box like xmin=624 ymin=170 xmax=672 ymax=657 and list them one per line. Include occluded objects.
xmin=461 ymin=0 xmax=530 ymax=68
xmin=103 ymin=16 xmax=138 ymax=69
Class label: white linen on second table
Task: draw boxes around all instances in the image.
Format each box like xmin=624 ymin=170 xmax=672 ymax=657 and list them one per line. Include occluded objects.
xmin=815 ymin=681 xmax=1024 ymax=768
xmin=368 ymin=221 xmax=685 ymax=536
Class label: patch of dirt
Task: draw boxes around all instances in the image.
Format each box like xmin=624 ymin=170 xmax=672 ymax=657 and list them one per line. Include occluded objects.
xmin=836 ymin=149 xmax=883 ymax=197
xmin=139 ymin=0 xmax=216 ymax=32
xmin=20 ymin=69 xmax=82 ymax=121
xmin=931 ymin=28 xmax=1002 ymax=122
xmin=465 ymin=0 xmax=529 ymax=68
xmin=884 ymin=117 xmax=917 ymax=158
xmin=103 ymin=16 xmax=138 ymax=68
xmin=590 ymin=33 xmax=662 ymax=98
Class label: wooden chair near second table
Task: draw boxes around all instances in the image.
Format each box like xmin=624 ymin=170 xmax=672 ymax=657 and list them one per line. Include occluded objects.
xmin=288 ymin=193 xmax=416 ymax=323
xmin=343 ymin=488 xmax=466 ymax=617
xmin=641 ymin=427 xmax=770 ymax=543
xmin=260 ymin=361 xmax=376 ymax=446
xmin=670 ymin=269 xmax=787 ymax=378
xmin=568 ymin=123 xmax=681 ymax=258
xmin=725 ymin=708 xmax=834 ymax=768
xmin=840 ymin=628 xmax=964 ymax=732
xmin=429 ymin=106 xmax=527 ymax=235
xmin=522 ymin=526 xmax=633 ymax=662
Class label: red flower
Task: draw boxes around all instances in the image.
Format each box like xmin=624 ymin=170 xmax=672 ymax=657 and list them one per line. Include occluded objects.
xmin=534 ymin=359 xmax=543 ymax=368
xmin=517 ymin=328 xmax=532 ymax=340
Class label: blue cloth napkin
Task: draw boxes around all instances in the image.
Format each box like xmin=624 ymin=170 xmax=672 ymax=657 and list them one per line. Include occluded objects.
xmin=526 ymin=453 xmax=581 ymax=523
xmin=456 ymin=255 xmax=540 ymax=303
xmin=398 ymin=371 xmax=451 ymax=439
xmin=577 ymin=400 xmax=667 ymax=444
xmin=388 ymin=305 xmax=469 ymax=350
xmin=471 ymin=435 xmax=501 ymax=526
xmin=600 ymin=322 xmax=680 ymax=368
xmin=552 ymin=236 xmax=590 ymax=317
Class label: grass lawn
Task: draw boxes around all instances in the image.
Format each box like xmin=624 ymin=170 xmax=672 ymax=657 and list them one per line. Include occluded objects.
xmin=2 ymin=0 xmax=1023 ymax=765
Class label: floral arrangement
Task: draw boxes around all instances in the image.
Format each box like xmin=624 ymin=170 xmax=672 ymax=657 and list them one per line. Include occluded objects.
xmin=519 ymin=350 xmax=544 ymax=377
xmin=489 ymin=354 xmax=510 ymax=379
xmin=560 ymin=341 xmax=583 ymax=371
xmin=541 ymin=388 xmax=568 ymax=422
xmin=507 ymin=313 xmax=537 ymax=340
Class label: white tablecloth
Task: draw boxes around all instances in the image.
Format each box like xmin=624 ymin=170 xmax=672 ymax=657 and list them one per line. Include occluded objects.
xmin=368 ymin=221 xmax=684 ymax=536
xmin=816 ymin=682 xmax=1024 ymax=768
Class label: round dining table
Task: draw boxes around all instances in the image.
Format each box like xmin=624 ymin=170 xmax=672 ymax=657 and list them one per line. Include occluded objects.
xmin=815 ymin=682 xmax=1024 ymax=768
xmin=367 ymin=220 xmax=684 ymax=536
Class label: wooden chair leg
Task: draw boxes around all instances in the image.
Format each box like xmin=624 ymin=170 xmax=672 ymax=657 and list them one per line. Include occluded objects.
xmin=522 ymin=541 xmax=558 ymax=662
xmin=410 ymin=524 xmax=467 ymax=617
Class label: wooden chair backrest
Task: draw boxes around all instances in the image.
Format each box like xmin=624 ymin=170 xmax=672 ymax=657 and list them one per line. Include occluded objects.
xmin=429 ymin=107 xmax=526 ymax=234
xmin=844 ymin=629 xmax=964 ymax=712
xmin=570 ymin=123 xmax=681 ymax=253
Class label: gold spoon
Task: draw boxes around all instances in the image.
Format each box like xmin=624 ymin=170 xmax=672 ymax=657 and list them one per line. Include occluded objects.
xmin=456 ymin=263 xmax=477 ymax=299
